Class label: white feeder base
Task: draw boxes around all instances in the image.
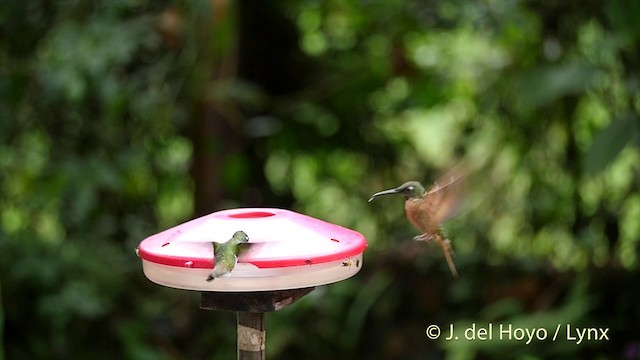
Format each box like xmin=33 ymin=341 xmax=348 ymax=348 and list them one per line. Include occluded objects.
xmin=141 ymin=254 xmax=364 ymax=292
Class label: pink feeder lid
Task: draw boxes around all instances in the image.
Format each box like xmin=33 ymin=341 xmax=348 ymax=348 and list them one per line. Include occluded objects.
xmin=138 ymin=208 xmax=367 ymax=269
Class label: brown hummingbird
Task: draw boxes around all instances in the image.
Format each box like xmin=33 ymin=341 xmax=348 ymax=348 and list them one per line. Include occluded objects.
xmin=368 ymin=170 xmax=466 ymax=278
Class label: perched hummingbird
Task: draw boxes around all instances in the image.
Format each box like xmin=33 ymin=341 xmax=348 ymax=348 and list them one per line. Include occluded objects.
xmin=368 ymin=171 xmax=466 ymax=278
xmin=206 ymin=230 xmax=252 ymax=282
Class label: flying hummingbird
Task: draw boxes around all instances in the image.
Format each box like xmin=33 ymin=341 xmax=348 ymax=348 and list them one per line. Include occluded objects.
xmin=206 ymin=230 xmax=252 ymax=282
xmin=368 ymin=170 xmax=466 ymax=278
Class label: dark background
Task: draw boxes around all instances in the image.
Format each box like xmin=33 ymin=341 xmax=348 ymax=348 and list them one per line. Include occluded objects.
xmin=2 ymin=0 xmax=640 ymax=358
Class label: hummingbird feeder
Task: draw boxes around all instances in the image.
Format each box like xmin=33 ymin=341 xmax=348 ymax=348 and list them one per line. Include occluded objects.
xmin=137 ymin=207 xmax=367 ymax=359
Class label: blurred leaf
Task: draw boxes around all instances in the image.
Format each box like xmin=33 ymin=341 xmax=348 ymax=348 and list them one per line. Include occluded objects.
xmin=606 ymin=0 xmax=640 ymax=40
xmin=583 ymin=114 xmax=638 ymax=175
xmin=444 ymin=275 xmax=593 ymax=358
xmin=342 ymin=271 xmax=393 ymax=352
xmin=0 ymin=283 xmax=4 ymax=360
xmin=518 ymin=62 xmax=598 ymax=108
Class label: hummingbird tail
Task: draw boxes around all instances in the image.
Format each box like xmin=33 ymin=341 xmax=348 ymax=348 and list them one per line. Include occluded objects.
xmin=435 ymin=234 xmax=459 ymax=279
xmin=206 ymin=268 xmax=224 ymax=282
xmin=206 ymin=266 xmax=233 ymax=282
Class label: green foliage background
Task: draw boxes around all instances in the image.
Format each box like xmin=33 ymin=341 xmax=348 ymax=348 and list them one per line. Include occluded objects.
xmin=2 ymin=0 xmax=639 ymax=358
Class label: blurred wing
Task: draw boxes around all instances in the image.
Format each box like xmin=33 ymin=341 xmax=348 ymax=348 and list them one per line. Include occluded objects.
xmin=425 ymin=166 xmax=467 ymax=223
xmin=236 ymin=242 xmax=263 ymax=260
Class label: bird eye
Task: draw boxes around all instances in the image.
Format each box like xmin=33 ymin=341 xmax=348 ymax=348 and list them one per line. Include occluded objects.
xmin=407 ymin=186 xmax=414 ymax=191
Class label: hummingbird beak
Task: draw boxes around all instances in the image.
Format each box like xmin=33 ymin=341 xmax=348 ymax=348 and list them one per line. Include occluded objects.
xmin=368 ymin=188 xmax=401 ymax=202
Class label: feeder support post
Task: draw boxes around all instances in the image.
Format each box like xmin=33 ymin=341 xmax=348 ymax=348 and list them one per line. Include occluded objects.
xmin=200 ymin=288 xmax=315 ymax=360
xmin=237 ymin=311 xmax=265 ymax=360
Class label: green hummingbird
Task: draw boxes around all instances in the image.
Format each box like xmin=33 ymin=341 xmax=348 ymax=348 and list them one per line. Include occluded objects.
xmin=368 ymin=171 xmax=466 ymax=278
xmin=206 ymin=230 xmax=252 ymax=282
